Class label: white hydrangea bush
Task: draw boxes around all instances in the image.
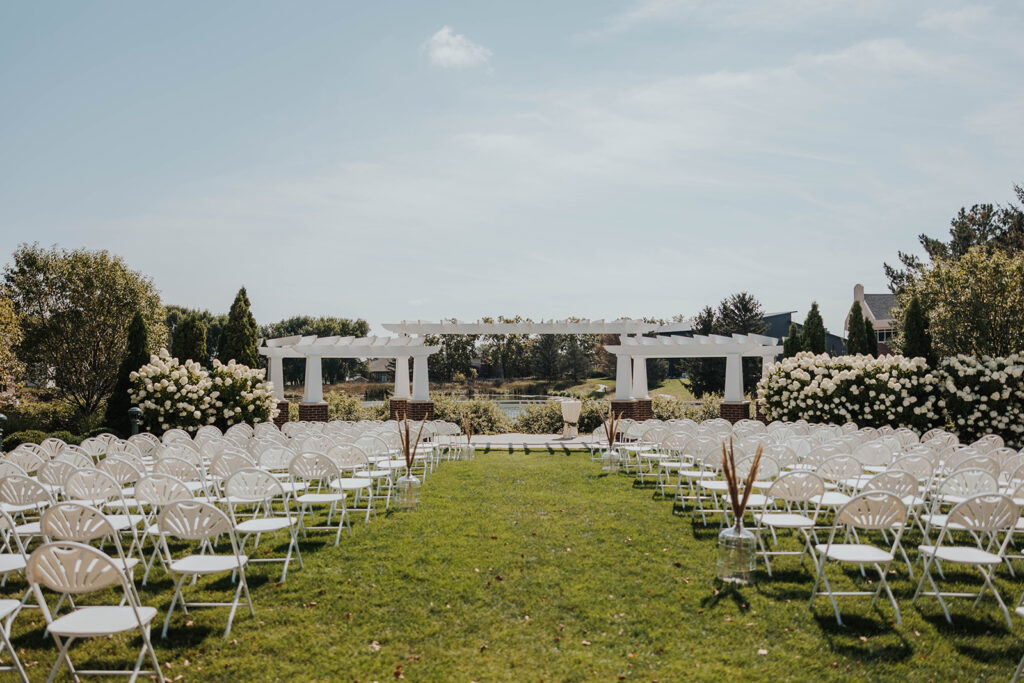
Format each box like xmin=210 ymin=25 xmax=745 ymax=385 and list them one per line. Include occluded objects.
xmin=939 ymin=354 xmax=1024 ymax=448
xmin=129 ymin=349 xmax=216 ymax=433
xmin=130 ymin=349 xmax=277 ymax=433
xmin=757 ymin=352 xmax=941 ymax=431
xmin=210 ymin=359 xmax=276 ymax=427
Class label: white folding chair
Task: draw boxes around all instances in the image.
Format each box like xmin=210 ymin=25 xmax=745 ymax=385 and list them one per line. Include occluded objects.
xmin=754 ymin=471 xmax=824 ymax=576
xmin=157 ymin=500 xmax=253 ymax=638
xmin=0 ymin=597 xmax=28 ymax=681
xmin=290 ymin=453 xmax=353 ymax=545
xmin=224 ymin=468 xmax=303 ymax=581
xmin=27 ymin=542 xmax=164 ymax=683
xmin=810 ymin=491 xmax=908 ymax=626
xmin=913 ymin=493 xmax=1018 ymax=627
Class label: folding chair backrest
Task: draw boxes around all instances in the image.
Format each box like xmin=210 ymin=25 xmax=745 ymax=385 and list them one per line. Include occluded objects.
xmin=737 ymin=455 xmax=778 ymax=481
xmin=889 ymin=455 xmax=933 ymax=483
xmin=4 ymin=449 xmax=44 ymax=474
xmin=836 ymin=492 xmax=907 ymax=530
xmin=153 ymin=457 xmax=204 ymax=485
xmin=54 ymin=449 xmax=93 ymax=469
xmin=258 ymin=446 xmax=295 ymax=471
xmin=0 ymin=461 xmax=28 ymax=479
xmin=135 ymin=474 xmax=194 ymax=507
xmin=951 ymin=455 xmax=999 ymax=480
xmin=853 ymin=441 xmax=893 ymax=468
xmin=162 ymin=429 xmax=192 ymax=445
xmin=38 ymin=437 xmax=66 ymax=458
xmin=766 ymin=471 xmax=825 ymax=503
xmin=762 ymin=444 xmax=796 ymax=468
xmin=661 ymin=433 xmax=691 ymax=457
xmin=160 ymin=444 xmax=203 ymax=467
xmin=302 ymin=435 xmax=334 ymax=453
xmin=41 ymin=503 xmax=118 ymax=543
xmin=37 ymin=460 xmax=76 ymax=489
xmin=225 ymin=468 xmax=285 ymax=502
xmin=27 ymin=541 xmax=128 ymax=595
xmin=862 ymin=470 xmax=918 ymax=499
xmin=939 ymin=468 xmax=998 ymax=499
xmin=0 ymin=475 xmax=52 ymax=507
xmin=325 ymin=445 xmax=370 ymax=470
xmin=211 ymin=452 xmax=256 ymax=482
xmin=816 ymin=455 xmax=861 ymax=483
xmin=65 ymin=469 xmax=123 ymax=504
xmin=98 ymin=457 xmax=144 ymax=487
xmin=804 ymin=444 xmax=844 ymax=469
xmin=971 ymin=434 xmax=1004 ymax=453
xmin=945 ymin=494 xmax=1017 ymax=534
xmin=157 ymin=500 xmax=233 ymax=540
xmin=290 ymin=452 xmax=340 ymax=482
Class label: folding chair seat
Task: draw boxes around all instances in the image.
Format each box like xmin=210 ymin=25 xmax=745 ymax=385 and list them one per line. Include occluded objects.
xmin=157 ymin=500 xmax=253 ymax=638
xmin=27 ymin=542 xmax=164 ymax=682
xmin=291 ymin=453 xmax=355 ymax=544
xmin=810 ymin=491 xmax=908 ymax=626
xmin=913 ymin=493 xmax=1018 ymax=627
xmin=0 ymin=508 xmax=30 ymax=585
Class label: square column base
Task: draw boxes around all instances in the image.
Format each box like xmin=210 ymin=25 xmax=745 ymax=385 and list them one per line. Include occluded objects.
xmin=390 ymin=399 xmax=434 ymax=421
xmin=720 ymin=401 xmax=751 ymax=424
xmin=610 ymin=398 xmax=652 ymax=421
xmin=273 ymin=400 xmax=291 ymax=428
xmin=298 ymin=402 xmax=328 ymax=422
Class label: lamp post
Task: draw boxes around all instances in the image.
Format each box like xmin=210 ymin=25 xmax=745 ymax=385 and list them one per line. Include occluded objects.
xmin=0 ymin=413 xmax=6 ymax=452
xmin=128 ymin=407 xmax=141 ymax=436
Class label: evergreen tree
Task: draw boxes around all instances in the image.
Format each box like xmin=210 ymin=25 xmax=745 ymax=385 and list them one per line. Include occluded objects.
xmin=531 ymin=334 xmax=561 ymax=380
xmin=900 ymin=295 xmax=934 ymax=365
xmin=846 ymin=302 xmax=866 ymax=355
xmin=782 ymin=322 xmax=803 ymax=358
xmin=103 ymin=311 xmax=149 ymax=435
xmin=863 ymin=315 xmax=878 ymax=356
xmin=802 ymin=302 xmax=827 ymax=354
xmin=681 ymin=306 xmax=723 ymax=397
xmin=218 ymin=287 xmax=259 ymax=367
xmin=170 ymin=315 xmax=207 ymax=365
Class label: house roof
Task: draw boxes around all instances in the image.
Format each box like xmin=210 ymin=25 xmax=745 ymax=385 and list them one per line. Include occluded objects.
xmin=368 ymin=358 xmax=392 ymax=373
xmin=863 ymin=293 xmax=897 ymax=322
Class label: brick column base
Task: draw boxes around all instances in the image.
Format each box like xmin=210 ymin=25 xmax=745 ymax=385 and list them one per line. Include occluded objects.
xmin=407 ymin=401 xmax=434 ymax=421
xmin=389 ymin=399 xmax=408 ymax=420
xmin=610 ymin=399 xmax=636 ymax=421
xmin=634 ymin=398 xmax=652 ymax=421
xmin=720 ymin=401 xmax=751 ymax=424
xmin=273 ymin=400 xmax=290 ymax=428
xmin=298 ymin=402 xmax=328 ymax=422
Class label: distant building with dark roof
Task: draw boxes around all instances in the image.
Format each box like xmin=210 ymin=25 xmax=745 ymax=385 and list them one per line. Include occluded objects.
xmin=654 ymin=311 xmax=845 ymax=358
xmin=845 ymin=284 xmax=897 ymax=353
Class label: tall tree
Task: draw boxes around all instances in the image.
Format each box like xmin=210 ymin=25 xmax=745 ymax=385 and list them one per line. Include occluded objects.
xmin=862 ymin=315 xmax=878 ymax=357
xmin=166 ymin=305 xmax=227 ymax=359
xmin=682 ymin=306 xmax=724 ymax=398
xmin=103 ymin=311 xmax=150 ymax=435
xmin=899 ymin=246 xmax=1024 ymax=357
xmin=218 ymin=287 xmax=259 ymax=367
xmin=0 ymin=297 xmax=24 ymax=391
xmin=425 ymin=328 xmax=478 ymax=382
xmin=782 ymin=322 xmax=803 ymax=358
xmin=885 ymin=184 xmax=1024 ymax=293
xmin=2 ymin=244 xmax=164 ymax=420
xmin=531 ymin=334 xmax=561 ymax=380
xmin=899 ymin=295 xmax=935 ymax=365
xmin=846 ymin=302 xmax=866 ymax=355
xmin=170 ymin=316 xmax=207 ymax=365
xmin=560 ymin=333 xmax=596 ymax=381
xmin=802 ymin=302 xmax=827 ymax=354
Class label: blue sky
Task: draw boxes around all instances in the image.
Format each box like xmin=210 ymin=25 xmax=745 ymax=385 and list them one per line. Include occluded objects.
xmin=2 ymin=1 xmax=1022 ymax=336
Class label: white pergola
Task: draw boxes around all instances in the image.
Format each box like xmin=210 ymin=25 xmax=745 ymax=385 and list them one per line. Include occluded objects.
xmin=603 ymin=333 xmax=782 ymax=402
xmin=259 ymin=335 xmax=440 ymax=403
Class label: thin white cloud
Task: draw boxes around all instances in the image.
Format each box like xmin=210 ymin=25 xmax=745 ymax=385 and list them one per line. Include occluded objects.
xmin=920 ymin=4 xmax=991 ymax=32
xmin=425 ymin=26 xmax=492 ymax=69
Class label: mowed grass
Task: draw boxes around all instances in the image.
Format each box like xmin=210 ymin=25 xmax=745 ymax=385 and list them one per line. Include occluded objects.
xmin=7 ymin=451 xmax=1024 ymax=681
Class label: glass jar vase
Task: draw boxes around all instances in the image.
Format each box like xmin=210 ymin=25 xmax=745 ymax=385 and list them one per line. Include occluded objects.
xmin=716 ymin=524 xmax=757 ymax=584
xmin=395 ymin=473 xmax=421 ymax=511
xmin=601 ymin=449 xmax=620 ymax=473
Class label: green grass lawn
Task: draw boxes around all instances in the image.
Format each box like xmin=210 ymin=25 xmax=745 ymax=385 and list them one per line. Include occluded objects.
xmin=8 ymin=452 xmax=1023 ymax=680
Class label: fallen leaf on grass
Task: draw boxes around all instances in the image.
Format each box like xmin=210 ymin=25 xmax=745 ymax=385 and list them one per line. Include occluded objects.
xmin=582 ymin=641 xmax=591 ymax=646
xmin=370 ymin=641 xmax=381 ymax=652
xmin=757 ymin=649 xmax=768 ymax=656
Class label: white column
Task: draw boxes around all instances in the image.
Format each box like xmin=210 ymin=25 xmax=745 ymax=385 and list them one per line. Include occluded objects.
xmin=412 ymin=356 xmax=429 ymax=401
xmin=724 ymin=354 xmax=744 ymax=402
xmin=303 ymin=355 xmax=323 ymax=404
xmin=761 ymin=355 xmax=774 ymax=378
xmin=614 ymin=354 xmax=633 ymax=400
xmin=631 ymin=357 xmax=649 ymax=399
xmin=269 ymin=355 xmax=285 ymax=400
xmin=393 ymin=356 xmax=410 ymax=399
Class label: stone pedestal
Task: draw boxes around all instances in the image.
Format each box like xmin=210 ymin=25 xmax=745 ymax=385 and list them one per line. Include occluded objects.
xmin=273 ymin=400 xmax=290 ymax=429
xmin=720 ymin=401 xmax=751 ymax=424
xmin=390 ymin=399 xmax=434 ymax=421
xmin=298 ymin=402 xmax=328 ymax=422
xmin=609 ymin=398 xmax=652 ymax=421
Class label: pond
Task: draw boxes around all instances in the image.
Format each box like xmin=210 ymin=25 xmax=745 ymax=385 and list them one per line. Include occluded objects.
xmin=361 ymin=394 xmax=558 ymax=418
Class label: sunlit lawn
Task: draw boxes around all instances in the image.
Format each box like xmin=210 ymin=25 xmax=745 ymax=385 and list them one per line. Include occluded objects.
xmin=7 ymin=451 xmax=1023 ymax=680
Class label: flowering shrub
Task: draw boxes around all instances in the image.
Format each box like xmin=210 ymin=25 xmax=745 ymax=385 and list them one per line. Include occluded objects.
xmin=757 ymin=352 xmax=941 ymax=431
xmin=651 ymin=394 xmax=722 ymax=422
xmin=938 ymin=354 xmax=1024 ymax=447
xmin=210 ymin=359 xmax=276 ymax=428
xmin=129 ymin=350 xmax=216 ymax=433
xmin=130 ymin=349 xmax=276 ymax=434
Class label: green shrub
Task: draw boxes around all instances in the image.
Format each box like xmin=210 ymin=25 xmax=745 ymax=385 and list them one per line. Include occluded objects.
xmin=0 ymin=400 xmax=77 ymax=433
xmin=431 ymin=395 xmax=512 ymax=435
xmin=512 ymin=399 xmax=609 ymax=434
xmin=46 ymin=430 xmax=83 ymax=445
xmin=326 ymin=391 xmax=386 ymax=421
xmin=2 ymin=429 xmax=48 ymax=451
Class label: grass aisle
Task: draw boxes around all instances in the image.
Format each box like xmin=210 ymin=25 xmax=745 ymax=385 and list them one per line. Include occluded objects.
xmin=11 ymin=451 xmax=1023 ymax=680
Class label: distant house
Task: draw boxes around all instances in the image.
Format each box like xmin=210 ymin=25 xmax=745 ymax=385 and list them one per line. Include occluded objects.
xmin=655 ymin=312 xmax=845 ymax=358
xmin=845 ymin=284 xmax=897 ymax=354
xmin=368 ymin=358 xmax=393 ymax=383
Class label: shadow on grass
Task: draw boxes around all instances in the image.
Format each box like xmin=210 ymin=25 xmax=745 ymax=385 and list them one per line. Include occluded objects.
xmin=812 ymin=612 xmax=914 ymax=663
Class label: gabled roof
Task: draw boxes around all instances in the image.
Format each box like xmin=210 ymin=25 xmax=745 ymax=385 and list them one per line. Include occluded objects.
xmin=863 ymin=293 xmax=897 ymax=323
